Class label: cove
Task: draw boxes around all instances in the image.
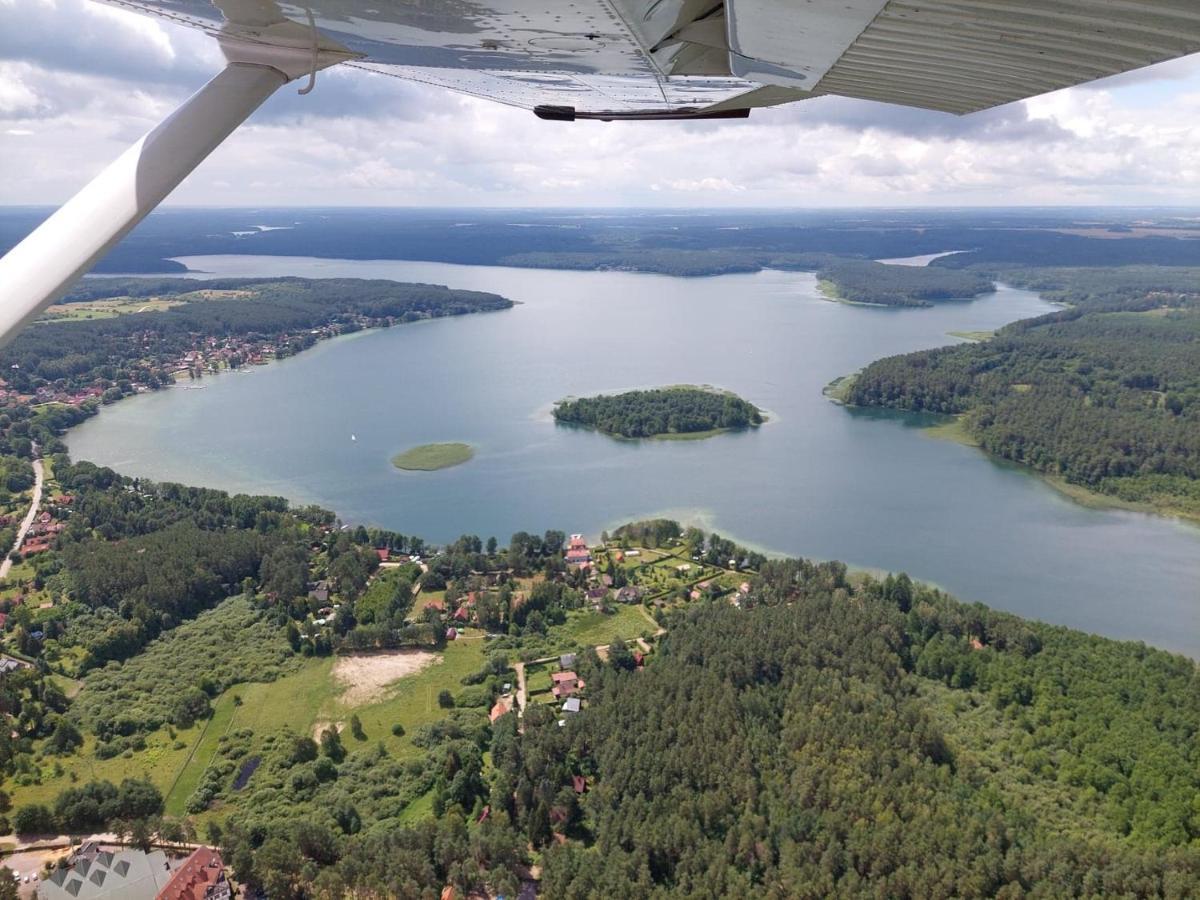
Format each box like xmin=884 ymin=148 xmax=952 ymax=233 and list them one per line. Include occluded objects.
xmin=67 ymin=255 xmax=1200 ymax=656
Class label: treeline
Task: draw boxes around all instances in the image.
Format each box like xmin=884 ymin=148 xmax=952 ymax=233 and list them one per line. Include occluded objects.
xmin=554 ymin=387 xmax=763 ymax=438
xmin=818 ymin=258 xmax=993 ymax=306
xmin=1 ymin=278 xmax=511 ymax=392
xmin=14 ymin=777 xmax=163 ymax=836
xmin=847 ymin=278 xmax=1200 ymax=515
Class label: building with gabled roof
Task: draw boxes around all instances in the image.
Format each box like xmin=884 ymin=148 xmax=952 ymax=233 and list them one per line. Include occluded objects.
xmin=156 ymin=847 xmax=229 ymax=900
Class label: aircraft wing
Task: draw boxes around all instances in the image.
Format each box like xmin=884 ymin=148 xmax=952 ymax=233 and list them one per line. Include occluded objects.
xmin=103 ymin=0 xmax=1200 ymax=117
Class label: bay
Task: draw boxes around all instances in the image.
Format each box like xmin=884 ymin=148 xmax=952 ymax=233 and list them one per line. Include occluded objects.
xmin=67 ymin=255 xmax=1200 ymax=656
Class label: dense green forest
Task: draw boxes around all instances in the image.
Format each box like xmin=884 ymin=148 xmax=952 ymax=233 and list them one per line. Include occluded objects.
xmin=817 ymin=258 xmax=993 ymax=306
xmin=554 ymin=387 xmax=763 ymax=438
xmin=848 ymin=269 xmax=1200 ymax=517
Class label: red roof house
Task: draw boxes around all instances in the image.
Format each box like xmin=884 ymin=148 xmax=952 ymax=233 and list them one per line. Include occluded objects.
xmin=156 ymin=846 xmax=229 ymax=900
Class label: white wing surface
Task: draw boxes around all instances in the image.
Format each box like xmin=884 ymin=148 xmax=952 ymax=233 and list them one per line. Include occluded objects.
xmin=102 ymin=0 xmax=1200 ymax=117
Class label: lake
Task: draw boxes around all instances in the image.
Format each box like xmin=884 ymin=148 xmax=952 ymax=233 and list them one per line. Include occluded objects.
xmin=68 ymin=256 xmax=1200 ymax=656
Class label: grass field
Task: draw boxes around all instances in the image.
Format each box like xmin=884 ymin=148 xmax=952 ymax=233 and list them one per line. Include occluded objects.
xmin=164 ymin=691 xmax=241 ymax=816
xmin=8 ymin=725 xmax=203 ymax=810
xmin=391 ymin=443 xmax=474 ymax=471
xmin=948 ymin=330 xmax=994 ymax=342
xmin=551 ymin=605 xmax=651 ymax=647
xmin=342 ymin=638 xmax=488 ymax=759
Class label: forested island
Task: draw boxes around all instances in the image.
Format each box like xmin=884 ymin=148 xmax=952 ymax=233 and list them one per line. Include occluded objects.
xmin=554 ymin=386 xmax=764 ymax=439
xmin=845 ymin=267 xmax=1200 ymax=519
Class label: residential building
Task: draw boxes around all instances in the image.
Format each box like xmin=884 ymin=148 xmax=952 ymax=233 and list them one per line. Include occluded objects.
xmin=156 ymin=847 xmax=229 ymax=900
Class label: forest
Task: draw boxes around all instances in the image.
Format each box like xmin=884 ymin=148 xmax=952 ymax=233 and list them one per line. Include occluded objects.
xmin=848 ymin=269 xmax=1200 ymax=517
xmin=553 ymin=386 xmax=763 ymax=438
xmin=816 ymin=258 xmax=993 ymax=306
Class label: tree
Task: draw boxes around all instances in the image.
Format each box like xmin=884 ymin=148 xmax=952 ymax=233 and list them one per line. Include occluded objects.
xmin=349 ymin=714 xmax=365 ymax=741
xmin=320 ymin=727 xmax=345 ymax=763
xmin=12 ymin=804 xmax=54 ymax=835
xmin=438 ymin=689 xmax=455 ymax=709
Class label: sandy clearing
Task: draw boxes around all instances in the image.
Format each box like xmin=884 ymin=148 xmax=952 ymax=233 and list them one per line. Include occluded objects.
xmin=332 ymin=650 xmax=441 ymax=709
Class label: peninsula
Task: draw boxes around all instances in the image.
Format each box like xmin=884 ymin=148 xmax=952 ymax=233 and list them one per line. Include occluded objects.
xmin=553 ymin=386 xmax=764 ymax=439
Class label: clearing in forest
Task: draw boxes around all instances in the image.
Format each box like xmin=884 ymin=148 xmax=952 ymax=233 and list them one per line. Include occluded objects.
xmin=331 ymin=650 xmax=441 ymax=708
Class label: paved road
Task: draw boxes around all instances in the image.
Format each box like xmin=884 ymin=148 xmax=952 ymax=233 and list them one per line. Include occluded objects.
xmin=0 ymin=454 xmax=43 ymax=582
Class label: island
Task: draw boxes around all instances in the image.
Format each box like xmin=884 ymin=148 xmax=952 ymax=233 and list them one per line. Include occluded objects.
xmin=391 ymin=442 xmax=475 ymax=471
xmin=553 ymin=385 xmax=764 ymax=439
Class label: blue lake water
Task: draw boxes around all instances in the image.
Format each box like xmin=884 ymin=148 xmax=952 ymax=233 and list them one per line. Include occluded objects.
xmin=67 ymin=256 xmax=1200 ymax=656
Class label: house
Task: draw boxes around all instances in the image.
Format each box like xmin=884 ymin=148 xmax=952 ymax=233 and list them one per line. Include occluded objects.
xmin=559 ymin=653 xmax=576 ymax=670
xmin=0 ymin=656 xmax=28 ymax=675
xmin=307 ymin=581 xmax=330 ymax=605
xmin=551 ymin=671 xmax=582 ymax=700
xmin=616 ymin=586 xmax=643 ymax=604
xmin=572 ymin=774 xmax=587 ymax=794
xmin=39 ymin=847 xmax=176 ymax=900
xmin=562 ymin=697 xmax=581 ymax=714
xmin=489 ymin=696 xmax=513 ymax=723
xmin=565 ymin=534 xmax=591 ymax=565
xmin=375 ymin=548 xmax=390 ymax=562
xmin=156 ymin=847 xmax=230 ymax=900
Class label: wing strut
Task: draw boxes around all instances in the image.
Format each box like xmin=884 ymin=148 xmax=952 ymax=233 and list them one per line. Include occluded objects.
xmin=0 ymin=27 xmax=353 ymax=346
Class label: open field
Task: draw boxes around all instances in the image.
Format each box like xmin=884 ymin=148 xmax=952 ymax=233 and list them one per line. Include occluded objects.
xmin=346 ymin=638 xmax=488 ymax=759
xmin=331 ymin=650 xmax=440 ymax=708
xmin=164 ymin=691 xmax=240 ymax=816
xmin=948 ymin=330 xmax=994 ymax=342
xmin=391 ymin=442 xmax=474 ymax=471
xmin=551 ymin=605 xmax=651 ymax=647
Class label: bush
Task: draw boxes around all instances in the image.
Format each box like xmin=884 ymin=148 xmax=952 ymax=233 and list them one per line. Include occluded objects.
xmin=391 ymin=723 xmax=405 ymax=737
xmin=437 ymin=689 xmax=455 ymax=709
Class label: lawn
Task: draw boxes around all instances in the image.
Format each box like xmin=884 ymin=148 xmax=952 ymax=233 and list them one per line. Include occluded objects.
xmin=524 ymin=663 xmax=553 ymax=694
xmin=391 ymin=442 xmax=475 ymax=471
xmin=552 ymin=605 xmax=651 ymax=647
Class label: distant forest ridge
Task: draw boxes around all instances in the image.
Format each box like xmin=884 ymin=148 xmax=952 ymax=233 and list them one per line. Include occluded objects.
xmin=6 ymin=208 xmax=1200 ymax=277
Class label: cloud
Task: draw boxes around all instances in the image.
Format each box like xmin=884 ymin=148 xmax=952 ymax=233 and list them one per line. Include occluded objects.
xmin=2 ymin=2 xmax=1200 ymax=208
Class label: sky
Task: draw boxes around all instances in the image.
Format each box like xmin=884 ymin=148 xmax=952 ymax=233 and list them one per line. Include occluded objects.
xmin=4 ymin=0 xmax=1200 ymax=208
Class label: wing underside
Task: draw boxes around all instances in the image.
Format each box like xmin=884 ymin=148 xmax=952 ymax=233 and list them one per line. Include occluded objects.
xmin=95 ymin=0 xmax=1200 ymax=117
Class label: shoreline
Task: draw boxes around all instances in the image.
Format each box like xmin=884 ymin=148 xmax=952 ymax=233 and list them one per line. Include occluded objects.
xmin=919 ymin=415 xmax=1200 ymax=525
xmin=824 ymin=375 xmax=1200 ymax=527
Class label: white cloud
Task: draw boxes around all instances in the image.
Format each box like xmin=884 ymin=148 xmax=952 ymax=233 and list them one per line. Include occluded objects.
xmin=3 ymin=1 xmax=1200 ymax=207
